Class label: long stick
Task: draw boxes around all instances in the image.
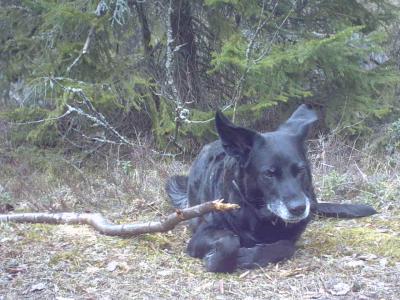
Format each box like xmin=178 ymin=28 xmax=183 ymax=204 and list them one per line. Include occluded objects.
xmin=0 ymin=200 xmax=239 ymax=237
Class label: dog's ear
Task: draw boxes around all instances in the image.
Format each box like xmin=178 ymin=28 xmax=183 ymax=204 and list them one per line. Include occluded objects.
xmin=215 ymin=111 xmax=258 ymax=163
xmin=279 ymin=104 xmax=318 ymax=141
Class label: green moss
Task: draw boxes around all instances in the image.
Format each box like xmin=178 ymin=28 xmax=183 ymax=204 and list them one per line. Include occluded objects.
xmin=343 ymin=227 xmax=399 ymax=258
xmin=21 ymin=224 xmax=54 ymax=241
xmin=49 ymin=250 xmax=82 ymax=267
xmin=112 ymin=239 xmax=132 ymax=249
xmin=145 ymin=96 xmax=178 ymax=148
xmin=305 ymin=218 xmax=400 ymax=260
xmin=138 ymin=233 xmax=172 ymax=250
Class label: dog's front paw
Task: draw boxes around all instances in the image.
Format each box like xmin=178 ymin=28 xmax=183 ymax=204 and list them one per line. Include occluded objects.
xmin=237 ymin=240 xmax=296 ymax=269
xmin=203 ymin=235 xmax=240 ymax=273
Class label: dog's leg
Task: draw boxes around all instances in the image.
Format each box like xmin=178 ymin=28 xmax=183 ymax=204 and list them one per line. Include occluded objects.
xmin=314 ymin=202 xmax=377 ymax=218
xmin=187 ymin=227 xmax=240 ymax=273
xmin=237 ymin=240 xmax=296 ymax=269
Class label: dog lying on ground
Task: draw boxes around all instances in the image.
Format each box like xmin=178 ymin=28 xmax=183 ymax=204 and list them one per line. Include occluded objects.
xmin=166 ymin=104 xmax=376 ymax=273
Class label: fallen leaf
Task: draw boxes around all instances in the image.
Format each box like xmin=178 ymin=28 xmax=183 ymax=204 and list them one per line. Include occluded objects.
xmin=106 ymin=261 xmax=118 ymax=272
xmin=379 ymin=258 xmax=388 ymax=267
xmin=5 ymin=265 xmax=27 ymax=275
xmin=344 ymin=260 xmax=365 ymax=268
xmin=358 ymin=254 xmax=378 ymax=261
xmin=85 ymin=266 xmax=100 ymax=274
xmin=329 ymin=282 xmax=351 ymax=296
xmin=157 ymin=270 xmax=173 ymax=277
xmin=30 ymin=282 xmax=46 ymax=292
xmin=106 ymin=261 xmax=130 ymax=273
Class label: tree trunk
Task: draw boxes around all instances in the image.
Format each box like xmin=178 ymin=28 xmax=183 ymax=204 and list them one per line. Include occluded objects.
xmin=170 ymin=0 xmax=201 ymax=106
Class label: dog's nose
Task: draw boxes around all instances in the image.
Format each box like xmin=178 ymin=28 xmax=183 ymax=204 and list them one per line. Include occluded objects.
xmin=287 ymin=200 xmax=306 ymax=216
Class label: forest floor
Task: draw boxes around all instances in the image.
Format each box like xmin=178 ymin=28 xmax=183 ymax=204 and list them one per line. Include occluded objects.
xmin=0 ymin=138 xmax=399 ymax=300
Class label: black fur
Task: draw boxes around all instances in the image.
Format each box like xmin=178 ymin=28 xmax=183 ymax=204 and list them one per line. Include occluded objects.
xmin=166 ymin=104 xmax=377 ymax=272
xmin=315 ymin=202 xmax=376 ymax=218
xmin=165 ymin=175 xmax=188 ymax=209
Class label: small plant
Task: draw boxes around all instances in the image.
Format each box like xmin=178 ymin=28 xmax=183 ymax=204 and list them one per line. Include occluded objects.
xmin=385 ymin=119 xmax=400 ymax=153
xmin=320 ymin=170 xmax=348 ymax=201
xmin=120 ymin=160 xmax=133 ymax=176
xmin=0 ymin=188 xmax=13 ymax=205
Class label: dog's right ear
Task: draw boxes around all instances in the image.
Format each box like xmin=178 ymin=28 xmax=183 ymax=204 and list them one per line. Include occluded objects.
xmin=279 ymin=104 xmax=318 ymax=141
xmin=215 ymin=111 xmax=258 ymax=163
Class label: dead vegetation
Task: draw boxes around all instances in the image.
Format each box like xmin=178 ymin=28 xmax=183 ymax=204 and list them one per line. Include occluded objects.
xmin=0 ymin=135 xmax=399 ymax=299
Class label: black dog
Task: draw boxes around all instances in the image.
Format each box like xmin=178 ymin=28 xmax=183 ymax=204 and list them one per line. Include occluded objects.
xmin=166 ymin=104 xmax=376 ymax=273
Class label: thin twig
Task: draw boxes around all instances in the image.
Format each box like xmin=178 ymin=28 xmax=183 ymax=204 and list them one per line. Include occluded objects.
xmin=231 ymin=0 xmax=277 ymax=122
xmin=9 ymin=106 xmax=75 ymax=125
xmin=254 ymin=0 xmax=298 ymax=63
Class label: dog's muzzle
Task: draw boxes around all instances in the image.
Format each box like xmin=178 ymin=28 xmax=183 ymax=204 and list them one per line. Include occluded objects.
xmin=267 ymin=197 xmax=310 ymax=223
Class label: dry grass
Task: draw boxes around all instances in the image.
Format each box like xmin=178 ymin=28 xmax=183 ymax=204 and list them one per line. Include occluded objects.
xmin=0 ymin=135 xmax=399 ymax=299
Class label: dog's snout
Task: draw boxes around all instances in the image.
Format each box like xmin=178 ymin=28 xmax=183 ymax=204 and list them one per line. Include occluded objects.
xmin=287 ymin=199 xmax=307 ymax=216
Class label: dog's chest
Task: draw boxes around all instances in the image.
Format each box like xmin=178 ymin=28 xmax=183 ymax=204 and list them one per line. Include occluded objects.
xmin=236 ymin=216 xmax=310 ymax=247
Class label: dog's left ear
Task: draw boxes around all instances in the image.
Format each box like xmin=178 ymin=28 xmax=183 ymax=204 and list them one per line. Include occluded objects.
xmin=279 ymin=104 xmax=318 ymax=141
xmin=215 ymin=111 xmax=258 ymax=163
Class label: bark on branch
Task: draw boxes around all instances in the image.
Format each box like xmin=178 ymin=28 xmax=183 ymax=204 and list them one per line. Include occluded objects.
xmin=66 ymin=25 xmax=95 ymax=73
xmin=0 ymin=200 xmax=239 ymax=237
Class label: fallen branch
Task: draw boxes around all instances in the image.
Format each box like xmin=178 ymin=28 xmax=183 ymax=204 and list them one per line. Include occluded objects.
xmin=0 ymin=200 xmax=239 ymax=237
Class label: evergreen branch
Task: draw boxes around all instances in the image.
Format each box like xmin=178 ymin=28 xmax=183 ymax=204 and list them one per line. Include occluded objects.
xmin=111 ymin=0 xmax=131 ymax=26
xmin=66 ymin=0 xmax=111 ymax=74
xmin=9 ymin=106 xmax=75 ymax=125
xmin=254 ymin=1 xmax=297 ymax=63
xmin=231 ymin=0 xmax=276 ymax=122
xmin=231 ymin=0 xmax=298 ymax=122
xmin=66 ymin=25 xmax=96 ymax=73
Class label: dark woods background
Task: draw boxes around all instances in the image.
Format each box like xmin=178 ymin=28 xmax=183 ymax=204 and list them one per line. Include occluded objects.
xmin=1 ymin=0 xmax=400 ymax=158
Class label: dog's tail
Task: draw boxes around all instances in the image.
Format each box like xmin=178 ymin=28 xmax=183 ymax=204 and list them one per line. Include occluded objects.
xmin=314 ymin=202 xmax=377 ymax=218
xmin=165 ymin=175 xmax=189 ymax=209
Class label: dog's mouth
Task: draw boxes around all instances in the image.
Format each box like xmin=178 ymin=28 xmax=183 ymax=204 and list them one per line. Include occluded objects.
xmin=267 ymin=198 xmax=310 ymax=223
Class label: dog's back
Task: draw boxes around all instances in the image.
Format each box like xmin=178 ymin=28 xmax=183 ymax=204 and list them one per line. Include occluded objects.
xmin=166 ymin=141 xmax=226 ymax=210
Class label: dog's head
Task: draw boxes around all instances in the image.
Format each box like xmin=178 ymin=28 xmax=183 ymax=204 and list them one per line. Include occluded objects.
xmin=215 ymin=104 xmax=318 ymax=223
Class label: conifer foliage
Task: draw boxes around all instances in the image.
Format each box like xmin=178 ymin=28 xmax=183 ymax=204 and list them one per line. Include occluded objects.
xmin=0 ymin=0 xmax=399 ymax=150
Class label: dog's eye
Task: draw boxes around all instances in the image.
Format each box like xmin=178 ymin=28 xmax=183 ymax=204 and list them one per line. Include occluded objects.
xmin=294 ymin=165 xmax=307 ymax=175
xmin=298 ymin=165 xmax=306 ymax=171
xmin=263 ymin=168 xmax=276 ymax=178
